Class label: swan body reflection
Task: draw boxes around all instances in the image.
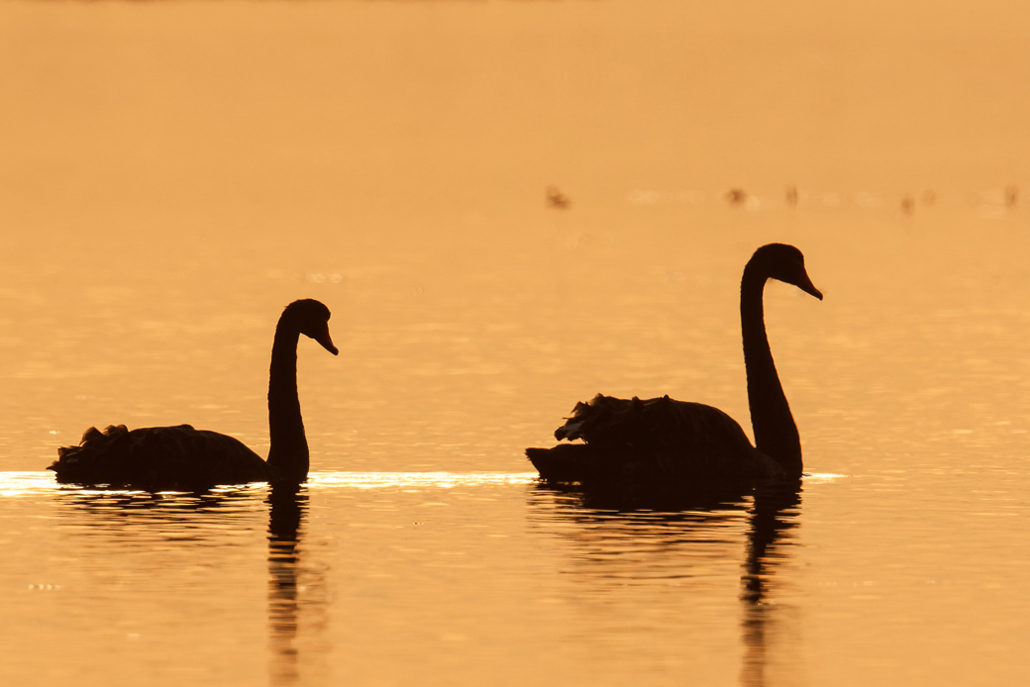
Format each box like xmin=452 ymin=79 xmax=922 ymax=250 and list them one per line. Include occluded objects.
xmin=529 ymin=478 xmax=804 ymax=687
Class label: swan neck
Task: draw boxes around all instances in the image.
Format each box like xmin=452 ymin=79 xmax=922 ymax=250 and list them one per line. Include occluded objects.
xmin=741 ymin=262 xmax=802 ymax=473
xmin=266 ymin=317 xmax=309 ymax=483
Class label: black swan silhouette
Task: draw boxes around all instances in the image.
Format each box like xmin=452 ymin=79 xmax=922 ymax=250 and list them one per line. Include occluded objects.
xmin=526 ymin=243 xmax=822 ymax=489
xmin=48 ymin=299 xmax=338 ymax=489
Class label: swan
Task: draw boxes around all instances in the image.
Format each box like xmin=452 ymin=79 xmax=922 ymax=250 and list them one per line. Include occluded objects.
xmin=48 ymin=299 xmax=338 ymax=489
xmin=526 ymin=243 xmax=822 ymax=488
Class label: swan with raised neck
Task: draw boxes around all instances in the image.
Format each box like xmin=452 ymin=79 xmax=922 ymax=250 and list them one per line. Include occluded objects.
xmin=49 ymin=299 xmax=338 ymax=489
xmin=267 ymin=299 xmax=337 ymax=483
xmin=740 ymin=243 xmax=822 ymax=475
xmin=526 ymin=243 xmax=822 ymax=488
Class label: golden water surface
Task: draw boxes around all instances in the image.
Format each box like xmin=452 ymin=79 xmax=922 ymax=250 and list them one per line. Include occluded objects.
xmin=1 ymin=1 xmax=1029 ymax=685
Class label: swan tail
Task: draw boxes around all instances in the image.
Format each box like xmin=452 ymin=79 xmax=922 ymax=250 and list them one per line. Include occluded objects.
xmin=527 ymin=442 xmax=688 ymax=485
xmin=526 ymin=444 xmax=599 ymax=483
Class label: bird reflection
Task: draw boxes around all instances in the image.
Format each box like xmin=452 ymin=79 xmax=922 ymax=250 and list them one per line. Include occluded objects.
xmin=268 ymin=484 xmax=306 ymax=686
xmin=52 ymin=485 xmax=264 ymax=539
xmin=266 ymin=484 xmax=331 ymax=687
xmin=739 ymin=480 xmax=803 ymax=687
xmin=528 ymin=479 xmax=803 ymax=687
xmin=52 ymin=482 xmax=328 ymax=687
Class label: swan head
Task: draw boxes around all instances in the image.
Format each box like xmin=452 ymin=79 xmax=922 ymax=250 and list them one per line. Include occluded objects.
xmin=283 ymin=299 xmax=339 ymax=355
xmin=754 ymin=243 xmax=823 ymax=300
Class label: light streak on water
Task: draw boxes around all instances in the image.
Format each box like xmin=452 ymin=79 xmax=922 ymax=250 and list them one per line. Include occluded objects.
xmin=0 ymin=471 xmax=540 ymax=497
xmin=308 ymin=472 xmax=538 ymax=489
xmin=0 ymin=471 xmax=842 ymax=497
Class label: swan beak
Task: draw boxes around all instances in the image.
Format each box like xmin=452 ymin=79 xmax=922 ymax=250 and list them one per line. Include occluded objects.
xmin=315 ymin=326 xmax=339 ymax=355
xmin=797 ymin=273 xmax=823 ymax=300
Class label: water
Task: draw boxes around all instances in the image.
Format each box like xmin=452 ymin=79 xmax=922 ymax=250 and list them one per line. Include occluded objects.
xmin=2 ymin=0 xmax=1030 ymax=685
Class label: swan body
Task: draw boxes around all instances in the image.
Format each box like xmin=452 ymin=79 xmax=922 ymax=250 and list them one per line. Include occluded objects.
xmin=49 ymin=299 xmax=338 ymax=489
xmin=526 ymin=243 xmax=822 ymax=488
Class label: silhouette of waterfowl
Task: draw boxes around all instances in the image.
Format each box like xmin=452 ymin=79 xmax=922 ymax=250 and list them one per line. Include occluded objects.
xmin=1005 ymin=185 xmax=1019 ymax=207
xmin=49 ymin=299 xmax=338 ymax=489
xmin=726 ymin=188 xmax=748 ymax=206
xmin=526 ymin=243 xmax=822 ymax=492
xmin=546 ymin=185 xmax=571 ymax=209
xmin=785 ymin=185 xmax=799 ymax=207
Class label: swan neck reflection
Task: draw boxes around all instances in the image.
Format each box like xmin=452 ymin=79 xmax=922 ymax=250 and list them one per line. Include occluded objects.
xmin=268 ymin=484 xmax=307 ymax=686
xmin=740 ymin=480 xmax=803 ymax=687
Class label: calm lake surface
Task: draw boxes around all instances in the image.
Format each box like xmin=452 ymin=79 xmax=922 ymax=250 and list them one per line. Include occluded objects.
xmin=2 ymin=1 xmax=1029 ymax=685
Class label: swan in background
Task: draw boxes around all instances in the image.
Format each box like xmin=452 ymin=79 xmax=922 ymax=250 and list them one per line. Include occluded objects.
xmin=526 ymin=243 xmax=822 ymax=489
xmin=49 ymin=299 xmax=338 ymax=489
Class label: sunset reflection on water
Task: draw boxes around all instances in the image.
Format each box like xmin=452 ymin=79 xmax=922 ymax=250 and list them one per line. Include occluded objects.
xmin=2 ymin=0 xmax=1030 ymax=685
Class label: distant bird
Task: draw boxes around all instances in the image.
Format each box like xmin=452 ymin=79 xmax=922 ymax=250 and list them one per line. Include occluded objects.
xmin=49 ymin=299 xmax=338 ymax=489
xmin=526 ymin=243 xmax=822 ymax=490
xmin=785 ymin=186 xmax=799 ymax=207
xmin=1006 ymin=185 xmax=1019 ymax=207
xmin=546 ymin=186 xmax=571 ymax=209
xmin=726 ymin=188 xmax=748 ymax=206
